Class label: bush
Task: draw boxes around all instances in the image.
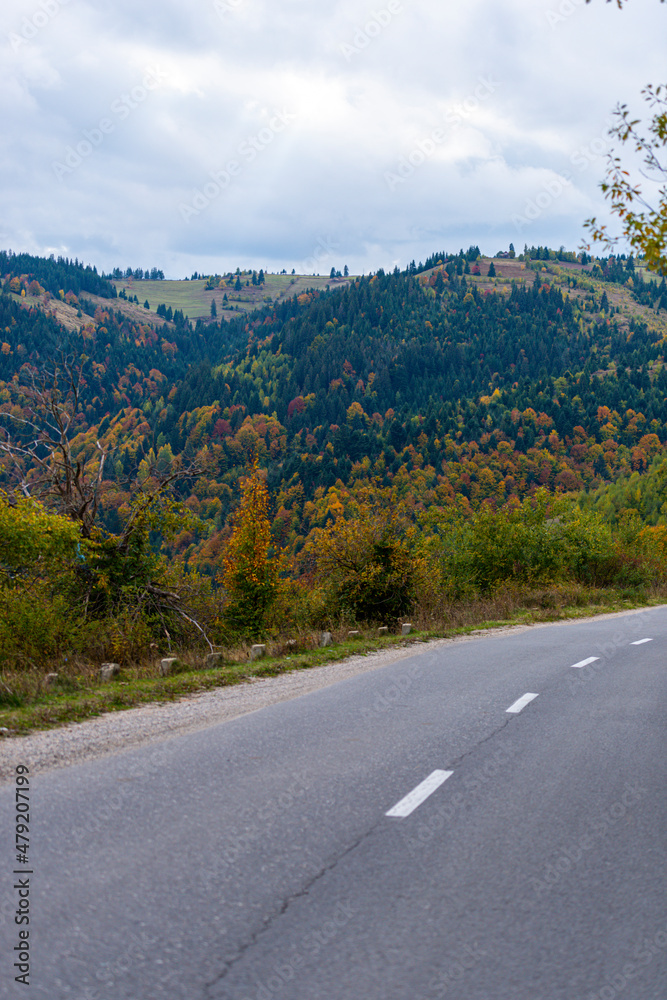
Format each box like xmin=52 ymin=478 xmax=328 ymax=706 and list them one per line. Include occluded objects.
xmin=0 ymin=492 xmax=82 ymax=581
xmin=435 ymin=490 xmax=616 ymax=595
xmin=308 ymin=486 xmax=415 ymax=624
xmin=0 ymin=585 xmax=86 ymax=668
xmin=0 ymin=495 xmax=87 ymax=668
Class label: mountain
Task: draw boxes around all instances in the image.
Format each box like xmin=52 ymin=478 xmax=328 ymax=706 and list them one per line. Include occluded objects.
xmin=2 ymin=245 xmax=667 ymax=573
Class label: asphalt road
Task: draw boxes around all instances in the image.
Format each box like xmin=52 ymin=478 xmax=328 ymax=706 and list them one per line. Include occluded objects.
xmin=2 ymin=608 xmax=667 ymax=999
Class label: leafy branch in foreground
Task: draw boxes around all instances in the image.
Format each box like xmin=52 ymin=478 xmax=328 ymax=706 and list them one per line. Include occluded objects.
xmin=584 ymin=84 xmax=667 ymax=274
xmin=585 ymin=1 xmax=665 ymax=8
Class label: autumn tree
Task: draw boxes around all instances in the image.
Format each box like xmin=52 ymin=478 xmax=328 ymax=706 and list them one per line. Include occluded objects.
xmin=220 ymin=460 xmax=279 ymax=638
xmin=0 ymin=492 xmax=84 ymax=666
xmin=0 ymin=489 xmax=80 ymax=585
xmin=307 ymin=484 xmax=414 ymax=624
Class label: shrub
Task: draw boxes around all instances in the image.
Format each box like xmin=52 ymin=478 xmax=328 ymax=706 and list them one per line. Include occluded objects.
xmin=308 ymin=485 xmax=415 ymax=624
xmin=0 ymin=584 xmax=85 ymax=668
xmin=435 ymin=490 xmax=616 ymax=595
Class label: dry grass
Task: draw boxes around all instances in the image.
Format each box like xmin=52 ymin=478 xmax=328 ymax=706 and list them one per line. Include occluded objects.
xmin=1 ymin=584 xmax=665 ymax=737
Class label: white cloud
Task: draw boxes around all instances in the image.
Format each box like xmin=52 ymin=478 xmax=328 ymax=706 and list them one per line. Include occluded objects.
xmin=0 ymin=0 xmax=665 ymax=276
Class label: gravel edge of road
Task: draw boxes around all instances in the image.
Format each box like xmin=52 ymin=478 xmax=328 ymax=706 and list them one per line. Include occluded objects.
xmin=0 ymin=607 xmax=657 ymax=782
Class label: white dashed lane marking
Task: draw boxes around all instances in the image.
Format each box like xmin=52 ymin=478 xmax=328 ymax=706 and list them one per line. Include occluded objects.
xmin=386 ymin=770 xmax=453 ymax=819
xmin=386 ymin=639 xmax=656 ymax=824
xmin=570 ymin=657 xmax=599 ymax=669
xmin=506 ymin=693 xmax=539 ymax=714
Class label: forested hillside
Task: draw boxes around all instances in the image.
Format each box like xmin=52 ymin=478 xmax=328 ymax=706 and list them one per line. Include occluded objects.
xmin=3 ymin=248 xmax=667 ymax=560
xmin=3 ymin=246 xmax=667 ymax=690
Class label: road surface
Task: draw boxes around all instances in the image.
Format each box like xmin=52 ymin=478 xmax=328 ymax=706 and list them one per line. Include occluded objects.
xmin=1 ymin=607 xmax=666 ymax=999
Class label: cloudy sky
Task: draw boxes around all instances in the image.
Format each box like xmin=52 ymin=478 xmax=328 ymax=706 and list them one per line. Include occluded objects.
xmin=1 ymin=0 xmax=665 ymax=278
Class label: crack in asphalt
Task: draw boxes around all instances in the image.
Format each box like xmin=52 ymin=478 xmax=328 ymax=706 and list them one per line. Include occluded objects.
xmin=202 ymin=713 xmax=524 ymax=996
xmin=448 ymin=714 xmax=515 ymax=770
xmin=202 ymin=818 xmax=388 ymax=997
xmin=394 ymin=713 xmax=521 ymax=881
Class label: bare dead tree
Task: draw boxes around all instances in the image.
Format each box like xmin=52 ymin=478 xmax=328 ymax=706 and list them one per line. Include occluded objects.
xmin=0 ymin=357 xmax=215 ymax=647
xmin=0 ymin=357 xmax=107 ymax=537
xmin=0 ymin=356 xmax=206 ymax=538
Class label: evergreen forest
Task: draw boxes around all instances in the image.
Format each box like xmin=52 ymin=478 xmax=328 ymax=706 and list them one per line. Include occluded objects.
xmin=3 ymin=245 xmax=667 ymax=725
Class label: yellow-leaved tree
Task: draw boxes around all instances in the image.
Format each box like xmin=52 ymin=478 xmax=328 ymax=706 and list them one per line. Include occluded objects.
xmin=220 ymin=460 xmax=279 ymax=639
xmin=0 ymin=491 xmax=83 ymax=668
xmin=305 ymin=484 xmax=415 ymax=625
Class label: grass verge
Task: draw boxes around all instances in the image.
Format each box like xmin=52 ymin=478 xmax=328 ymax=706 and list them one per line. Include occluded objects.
xmin=1 ymin=588 xmax=664 ymax=738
